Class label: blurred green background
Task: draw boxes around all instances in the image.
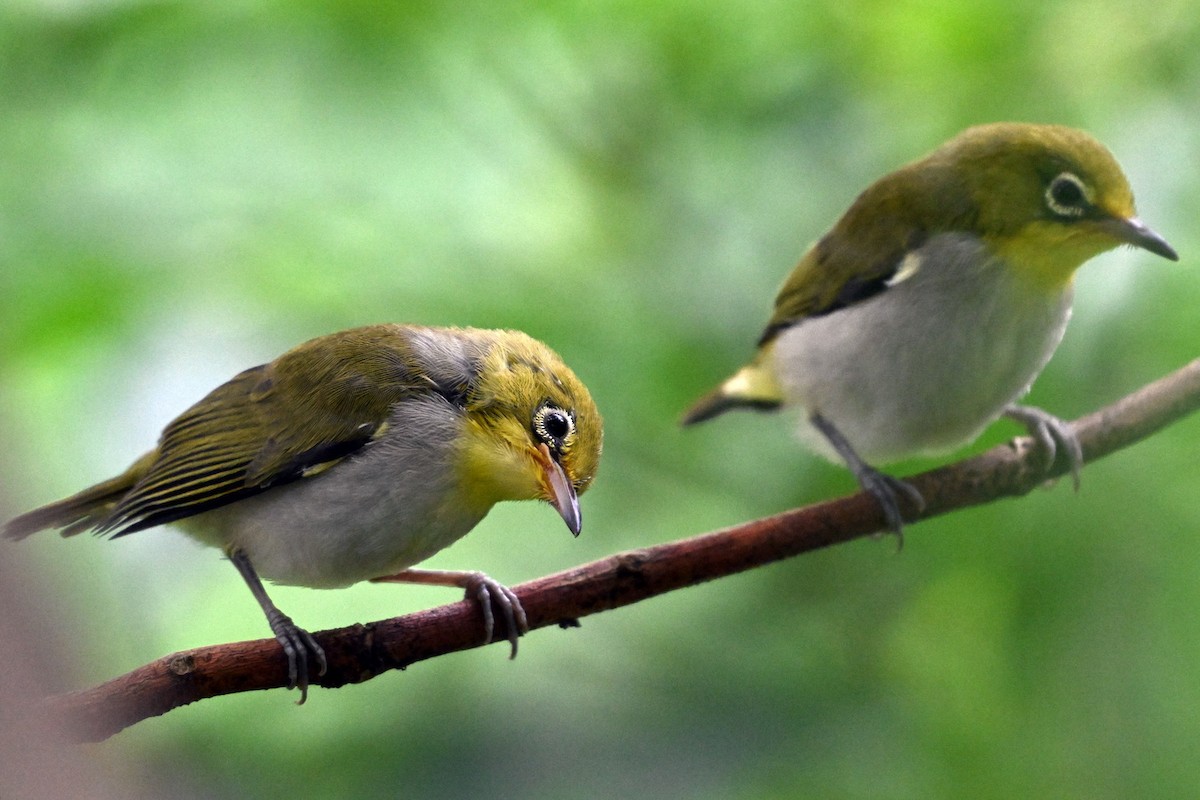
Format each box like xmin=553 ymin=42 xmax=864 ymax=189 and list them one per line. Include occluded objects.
xmin=3 ymin=1 xmax=1199 ymax=798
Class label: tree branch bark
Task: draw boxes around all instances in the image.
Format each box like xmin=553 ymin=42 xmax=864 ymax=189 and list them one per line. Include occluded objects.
xmin=48 ymin=358 xmax=1200 ymax=742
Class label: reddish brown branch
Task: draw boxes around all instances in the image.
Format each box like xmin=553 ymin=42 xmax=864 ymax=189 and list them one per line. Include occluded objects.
xmin=49 ymin=359 xmax=1200 ymax=742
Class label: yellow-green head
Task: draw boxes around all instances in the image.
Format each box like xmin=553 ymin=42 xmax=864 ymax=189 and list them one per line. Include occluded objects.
xmin=456 ymin=329 xmax=603 ymax=534
xmin=858 ymin=122 xmax=1178 ymax=288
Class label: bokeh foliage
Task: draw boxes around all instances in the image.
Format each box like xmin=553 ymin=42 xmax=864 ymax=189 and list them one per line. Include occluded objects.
xmin=3 ymin=1 xmax=1200 ymax=798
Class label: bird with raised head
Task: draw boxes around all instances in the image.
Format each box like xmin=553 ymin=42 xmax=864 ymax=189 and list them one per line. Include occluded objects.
xmin=683 ymin=123 xmax=1178 ymax=535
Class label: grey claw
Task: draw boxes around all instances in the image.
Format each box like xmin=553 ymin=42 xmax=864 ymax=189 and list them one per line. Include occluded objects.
xmin=463 ymin=573 xmax=529 ymax=658
xmin=1004 ymin=404 xmax=1083 ymax=491
xmin=858 ymin=468 xmax=925 ymax=546
xmin=231 ymin=550 xmax=325 ymax=704
xmin=266 ymin=610 xmax=326 ymax=705
xmin=809 ymin=411 xmax=924 ymax=544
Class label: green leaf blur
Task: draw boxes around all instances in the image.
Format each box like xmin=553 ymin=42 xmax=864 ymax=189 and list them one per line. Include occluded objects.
xmin=2 ymin=2 xmax=1199 ymax=798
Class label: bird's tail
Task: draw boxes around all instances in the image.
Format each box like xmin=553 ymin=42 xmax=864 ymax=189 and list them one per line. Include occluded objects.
xmin=4 ymin=453 xmax=152 ymax=540
xmin=680 ymin=358 xmax=784 ymax=426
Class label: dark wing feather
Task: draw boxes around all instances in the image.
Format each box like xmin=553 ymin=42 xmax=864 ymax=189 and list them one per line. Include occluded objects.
xmin=758 ymin=158 xmax=974 ymax=346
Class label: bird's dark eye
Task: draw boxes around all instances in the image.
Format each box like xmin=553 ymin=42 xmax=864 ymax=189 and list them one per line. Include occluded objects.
xmin=1045 ymin=172 xmax=1091 ymax=218
xmin=533 ymin=405 xmax=574 ymax=449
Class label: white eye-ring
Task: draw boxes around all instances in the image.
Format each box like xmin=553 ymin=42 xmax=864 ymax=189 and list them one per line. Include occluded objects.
xmin=1045 ymin=172 xmax=1093 ymax=218
xmin=533 ymin=405 xmax=574 ymax=448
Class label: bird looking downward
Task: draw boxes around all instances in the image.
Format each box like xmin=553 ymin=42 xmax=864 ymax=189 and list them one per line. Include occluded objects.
xmin=683 ymin=123 xmax=1178 ymax=534
xmin=5 ymin=324 xmax=603 ymax=701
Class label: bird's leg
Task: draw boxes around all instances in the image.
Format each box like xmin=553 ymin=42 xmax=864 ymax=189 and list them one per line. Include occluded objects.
xmin=370 ymin=568 xmax=529 ymax=658
xmin=229 ymin=549 xmax=327 ymax=704
xmin=1003 ymin=404 xmax=1083 ymax=491
xmin=810 ymin=412 xmax=925 ymax=542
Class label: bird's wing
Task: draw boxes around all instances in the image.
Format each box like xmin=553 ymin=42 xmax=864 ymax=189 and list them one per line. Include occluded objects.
xmin=101 ymin=326 xmax=470 ymax=536
xmin=758 ymin=234 xmax=911 ymax=346
xmin=757 ymin=162 xmax=973 ymax=346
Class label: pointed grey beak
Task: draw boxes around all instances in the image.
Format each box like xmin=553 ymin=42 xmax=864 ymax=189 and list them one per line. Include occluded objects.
xmin=1102 ymin=216 xmax=1179 ymax=261
xmin=535 ymin=443 xmax=581 ymax=536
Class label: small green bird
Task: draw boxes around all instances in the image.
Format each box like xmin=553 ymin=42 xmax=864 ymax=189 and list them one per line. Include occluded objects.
xmin=683 ymin=123 xmax=1177 ymax=534
xmin=5 ymin=324 xmax=603 ymax=701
